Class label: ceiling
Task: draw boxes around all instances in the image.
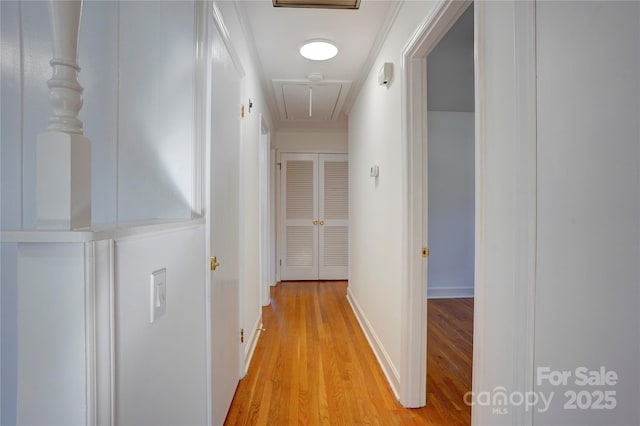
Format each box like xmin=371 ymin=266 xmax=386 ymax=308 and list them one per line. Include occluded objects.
xmin=239 ymin=0 xmax=399 ymax=130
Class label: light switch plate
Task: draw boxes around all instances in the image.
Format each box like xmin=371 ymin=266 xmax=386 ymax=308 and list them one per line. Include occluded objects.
xmin=150 ymin=269 xmax=166 ymax=323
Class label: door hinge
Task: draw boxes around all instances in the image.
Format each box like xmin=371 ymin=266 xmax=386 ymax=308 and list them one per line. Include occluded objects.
xmin=279 ymin=259 xmax=282 ymax=266
xmin=422 ymin=247 xmax=430 ymax=258
xmin=241 ymin=104 xmax=245 ymax=118
xmin=240 ymin=328 xmax=244 ymax=343
xmin=277 ymin=162 xmax=281 ymax=170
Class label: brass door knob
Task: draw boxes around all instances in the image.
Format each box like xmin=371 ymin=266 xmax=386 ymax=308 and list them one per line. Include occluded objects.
xmin=313 ymin=219 xmax=319 ymax=225
xmin=210 ymin=256 xmax=220 ymax=271
xmin=319 ymin=220 xmax=325 ymax=225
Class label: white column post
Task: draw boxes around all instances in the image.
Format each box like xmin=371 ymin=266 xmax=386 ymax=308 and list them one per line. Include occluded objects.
xmin=37 ymin=0 xmax=91 ymax=230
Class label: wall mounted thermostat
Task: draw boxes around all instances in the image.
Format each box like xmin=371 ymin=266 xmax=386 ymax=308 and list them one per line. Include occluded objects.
xmin=370 ymin=165 xmax=379 ymax=177
xmin=378 ymin=62 xmax=393 ymax=86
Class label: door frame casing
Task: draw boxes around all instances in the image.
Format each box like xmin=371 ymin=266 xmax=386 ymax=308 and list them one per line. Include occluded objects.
xmin=197 ymin=2 xmax=212 ymax=423
xmin=258 ymin=115 xmax=271 ymax=306
xmin=400 ymin=2 xmax=537 ymax=424
xmin=399 ymin=0 xmax=472 ymax=407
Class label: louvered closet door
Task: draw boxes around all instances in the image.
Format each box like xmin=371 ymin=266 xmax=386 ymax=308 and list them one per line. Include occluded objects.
xmin=281 ymin=153 xmax=319 ymax=280
xmin=319 ymin=154 xmax=348 ymax=279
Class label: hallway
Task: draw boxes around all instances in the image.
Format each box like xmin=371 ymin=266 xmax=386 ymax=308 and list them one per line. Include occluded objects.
xmin=225 ymin=282 xmax=473 ymax=425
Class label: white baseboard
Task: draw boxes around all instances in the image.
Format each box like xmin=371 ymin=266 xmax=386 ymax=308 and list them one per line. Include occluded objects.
xmin=427 ymin=286 xmax=474 ymax=299
xmin=346 ymin=289 xmax=400 ymax=400
xmin=243 ymin=314 xmax=263 ymax=376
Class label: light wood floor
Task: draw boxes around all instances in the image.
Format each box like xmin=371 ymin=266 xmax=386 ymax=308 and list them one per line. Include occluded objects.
xmin=225 ymin=281 xmax=473 ymax=425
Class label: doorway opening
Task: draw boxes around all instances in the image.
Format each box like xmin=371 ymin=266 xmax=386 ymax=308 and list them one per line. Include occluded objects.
xmin=399 ymin=0 xmax=475 ymax=410
xmin=424 ymin=4 xmax=475 ymax=422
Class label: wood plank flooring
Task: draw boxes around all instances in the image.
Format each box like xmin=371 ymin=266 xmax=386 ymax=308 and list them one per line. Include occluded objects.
xmin=224 ymin=281 xmax=473 ymax=425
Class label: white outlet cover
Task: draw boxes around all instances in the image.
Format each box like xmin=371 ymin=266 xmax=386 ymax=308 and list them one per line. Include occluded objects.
xmin=150 ymin=269 xmax=167 ymax=323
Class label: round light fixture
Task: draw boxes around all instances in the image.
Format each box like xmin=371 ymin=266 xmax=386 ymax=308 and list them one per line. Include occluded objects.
xmin=299 ymin=40 xmax=338 ymax=61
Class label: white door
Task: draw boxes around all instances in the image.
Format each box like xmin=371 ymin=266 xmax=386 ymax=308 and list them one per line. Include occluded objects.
xmin=281 ymin=153 xmax=319 ymax=280
xmin=208 ymin=21 xmax=241 ymax=426
xmin=318 ymin=154 xmax=349 ymax=279
xmin=280 ymin=153 xmax=348 ymax=280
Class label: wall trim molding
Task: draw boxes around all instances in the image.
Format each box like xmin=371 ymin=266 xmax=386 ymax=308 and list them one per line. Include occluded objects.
xmin=84 ymin=242 xmax=97 ymax=426
xmin=509 ymin=2 xmax=537 ymax=425
xmin=243 ymin=314 xmax=263 ymax=376
xmin=399 ymin=0 xmax=472 ymax=408
xmin=427 ymin=286 xmax=474 ymax=299
xmin=346 ymin=289 xmax=400 ymax=399
xmin=84 ymin=240 xmax=115 ymax=426
xmin=193 ymin=0 xmax=208 ymax=217
xmin=471 ymin=3 xmax=537 ymax=425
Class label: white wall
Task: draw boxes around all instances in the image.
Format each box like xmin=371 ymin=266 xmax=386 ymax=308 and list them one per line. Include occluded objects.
xmin=215 ymin=0 xmax=275 ymax=366
xmin=0 ymin=0 xmax=197 ymax=229
xmin=534 ymin=2 xmax=639 ymax=424
xmin=117 ymin=1 xmax=196 ymax=222
xmin=347 ymin=0 xmax=438 ymax=393
xmin=16 ymin=243 xmax=86 ymax=425
xmin=114 ymin=226 xmax=207 ymax=425
xmin=426 ymin=4 xmax=474 ymax=113
xmin=1 ymin=0 xmax=49 ymax=231
xmin=4 ymin=227 xmax=207 ymax=426
xmin=472 ymin=2 xmax=640 ymax=424
xmin=1 ymin=1 xmax=207 ymax=423
xmin=426 ymin=111 xmax=474 ymax=298
xmin=276 ymin=128 xmax=348 ymax=153
xmin=81 ymin=0 xmax=119 ymax=225
xmin=1 ymin=0 xmax=23 ymax=231
xmin=0 ymin=244 xmax=18 ymax=425
xmin=1 ymin=7 xmax=27 ymax=418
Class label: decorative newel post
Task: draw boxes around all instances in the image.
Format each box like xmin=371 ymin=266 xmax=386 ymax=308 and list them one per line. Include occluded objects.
xmin=37 ymin=0 xmax=91 ymax=229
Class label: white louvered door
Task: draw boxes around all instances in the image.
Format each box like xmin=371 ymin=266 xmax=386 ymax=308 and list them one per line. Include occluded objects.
xmin=319 ymin=154 xmax=349 ymax=279
xmin=281 ymin=154 xmax=319 ymax=280
xmin=281 ymin=153 xmax=348 ymax=281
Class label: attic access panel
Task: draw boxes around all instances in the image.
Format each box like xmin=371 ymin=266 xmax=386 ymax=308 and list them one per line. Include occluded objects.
xmin=283 ymin=84 xmax=340 ymax=120
xmin=273 ymin=80 xmax=352 ymax=122
xmin=273 ymin=0 xmax=360 ymax=9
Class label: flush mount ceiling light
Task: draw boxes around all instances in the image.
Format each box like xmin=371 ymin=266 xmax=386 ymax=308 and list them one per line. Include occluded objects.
xmin=300 ymin=40 xmax=338 ymax=61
